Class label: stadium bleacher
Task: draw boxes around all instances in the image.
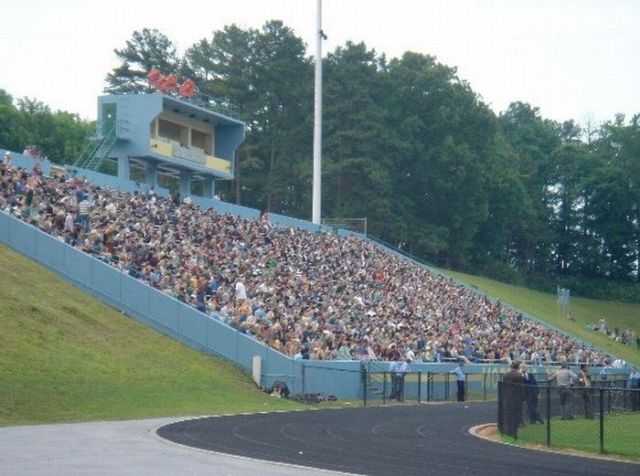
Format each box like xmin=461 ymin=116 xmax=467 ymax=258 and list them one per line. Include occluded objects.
xmin=0 ymin=154 xmax=613 ymax=366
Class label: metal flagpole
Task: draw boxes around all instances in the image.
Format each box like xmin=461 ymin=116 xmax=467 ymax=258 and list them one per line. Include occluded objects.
xmin=312 ymin=0 xmax=324 ymax=224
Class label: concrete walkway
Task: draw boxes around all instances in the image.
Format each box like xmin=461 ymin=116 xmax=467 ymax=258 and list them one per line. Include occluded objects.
xmin=0 ymin=417 xmax=352 ymax=476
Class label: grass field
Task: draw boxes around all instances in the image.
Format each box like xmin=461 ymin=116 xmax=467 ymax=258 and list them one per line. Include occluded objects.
xmin=502 ymin=413 xmax=640 ymax=460
xmin=442 ymin=270 xmax=640 ymax=365
xmin=0 ymin=244 xmax=304 ymax=426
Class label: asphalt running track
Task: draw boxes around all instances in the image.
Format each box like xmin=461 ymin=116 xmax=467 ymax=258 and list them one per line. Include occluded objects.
xmin=158 ymin=402 xmax=639 ymax=476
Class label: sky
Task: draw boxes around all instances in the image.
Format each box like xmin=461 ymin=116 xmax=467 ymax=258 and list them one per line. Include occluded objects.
xmin=1 ymin=0 xmax=638 ymax=124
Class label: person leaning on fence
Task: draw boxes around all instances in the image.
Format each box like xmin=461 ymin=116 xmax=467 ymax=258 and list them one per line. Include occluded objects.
xmin=550 ymin=362 xmax=578 ymax=420
xmin=521 ymin=364 xmax=543 ymax=424
xmin=451 ymin=359 xmax=466 ymax=402
xmin=393 ymin=358 xmax=410 ymax=402
xmin=502 ymin=361 xmax=525 ymax=436
xmin=389 ymin=354 xmax=400 ymax=400
xmin=578 ymin=363 xmax=594 ymax=419
xmin=629 ymin=367 xmax=640 ymax=411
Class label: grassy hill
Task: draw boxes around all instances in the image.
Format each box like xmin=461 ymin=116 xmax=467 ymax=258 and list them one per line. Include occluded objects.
xmin=0 ymin=244 xmax=302 ymax=427
xmin=442 ymin=270 xmax=640 ymax=365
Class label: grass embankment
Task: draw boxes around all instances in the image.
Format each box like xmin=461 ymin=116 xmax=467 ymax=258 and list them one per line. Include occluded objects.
xmin=442 ymin=270 xmax=640 ymax=365
xmin=0 ymin=244 xmax=303 ymax=426
xmin=501 ymin=413 xmax=640 ymax=460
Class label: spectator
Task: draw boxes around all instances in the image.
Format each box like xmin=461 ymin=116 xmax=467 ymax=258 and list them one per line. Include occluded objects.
xmin=549 ymin=362 xmax=578 ymax=420
xmin=77 ymin=195 xmax=91 ymax=232
xmin=234 ymin=278 xmax=247 ymax=304
xmin=396 ymin=358 xmax=410 ymax=401
xmin=389 ymin=354 xmax=409 ymax=401
xmin=502 ymin=361 xmax=525 ymax=436
xmin=577 ymin=363 xmax=594 ymax=419
xmin=521 ymin=363 xmax=543 ymax=424
xmin=451 ymin=359 xmax=467 ymax=402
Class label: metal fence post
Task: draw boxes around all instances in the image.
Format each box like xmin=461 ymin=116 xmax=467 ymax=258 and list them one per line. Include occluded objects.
xmin=497 ymin=382 xmax=503 ymax=433
xmin=599 ymin=388 xmax=604 ymax=453
xmin=301 ymin=363 xmax=306 ymax=394
xmin=483 ymin=373 xmax=487 ymax=401
xmin=382 ymin=372 xmax=387 ymax=405
xmin=361 ymin=365 xmax=367 ymax=407
xmin=546 ymin=384 xmax=551 ymax=447
xmin=418 ymin=371 xmax=422 ymax=404
xmin=445 ymin=373 xmax=450 ymax=400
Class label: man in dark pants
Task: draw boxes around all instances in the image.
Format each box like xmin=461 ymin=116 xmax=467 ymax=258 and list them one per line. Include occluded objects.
xmin=393 ymin=358 xmax=410 ymax=401
xmin=550 ymin=362 xmax=578 ymax=420
xmin=578 ymin=363 xmax=594 ymax=419
xmin=389 ymin=354 xmax=400 ymax=400
xmin=502 ymin=361 xmax=525 ymax=437
xmin=451 ymin=359 xmax=466 ymax=402
xmin=521 ymin=364 xmax=543 ymax=424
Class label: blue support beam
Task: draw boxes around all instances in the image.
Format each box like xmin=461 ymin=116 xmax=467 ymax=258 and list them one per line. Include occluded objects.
xmin=117 ymin=155 xmax=130 ymax=181
xmin=146 ymin=161 xmax=158 ymax=189
xmin=203 ymin=176 xmax=215 ymax=199
xmin=179 ymin=169 xmax=192 ymax=199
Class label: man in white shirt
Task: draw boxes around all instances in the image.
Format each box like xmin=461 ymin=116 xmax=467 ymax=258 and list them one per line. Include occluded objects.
xmin=451 ymin=359 xmax=466 ymax=402
xmin=550 ymin=362 xmax=578 ymax=419
xmin=405 ymin=347 xmax=415 ymax=362
xmin=396 ymin=360 xmax=409 ymax=402
xmin=235 ymin=280 xmax=247 ymax=304
xmin=390 ymin=356 xmax=409 ymax=402
xmin=64 ymin=211 xmax=75 ymax=233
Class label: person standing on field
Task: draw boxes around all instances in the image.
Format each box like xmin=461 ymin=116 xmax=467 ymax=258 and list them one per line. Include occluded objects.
xmin=550 ymin=362 xmax=578 ymax=420
xmin=578 ymin=363 xmax=594 ymax=419
xmin=521 ymin=364 xmax=543 ymax=424
xmin=451 ymin=359 xmax=467 ymax=402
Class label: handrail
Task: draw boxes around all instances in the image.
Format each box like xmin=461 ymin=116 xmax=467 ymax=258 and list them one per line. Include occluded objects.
xmin=73 ymin=123 xmax=118 ymax=170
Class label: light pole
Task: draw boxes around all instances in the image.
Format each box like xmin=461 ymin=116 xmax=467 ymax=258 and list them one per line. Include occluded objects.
xmin=312 ymin=0 xmax=324 ymax=224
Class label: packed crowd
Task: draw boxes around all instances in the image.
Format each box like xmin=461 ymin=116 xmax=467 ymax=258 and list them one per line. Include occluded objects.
xmin=0 ymin=160 xmax=612 ymax=364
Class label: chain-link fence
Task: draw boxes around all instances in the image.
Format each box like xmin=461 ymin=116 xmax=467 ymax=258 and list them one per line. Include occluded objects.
xmin=498 ymin=380 xmax=640 ymax=457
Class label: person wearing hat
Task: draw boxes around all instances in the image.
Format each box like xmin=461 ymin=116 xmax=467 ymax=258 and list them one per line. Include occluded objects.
xmin=550 ymin=362 xmax=578 ymax=420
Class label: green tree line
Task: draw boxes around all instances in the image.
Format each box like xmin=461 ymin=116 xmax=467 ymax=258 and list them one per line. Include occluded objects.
xmin=1 ymin=23 xmax=638 ymax=301
xmin=0 ymin=91 xmax=92 ymax=164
